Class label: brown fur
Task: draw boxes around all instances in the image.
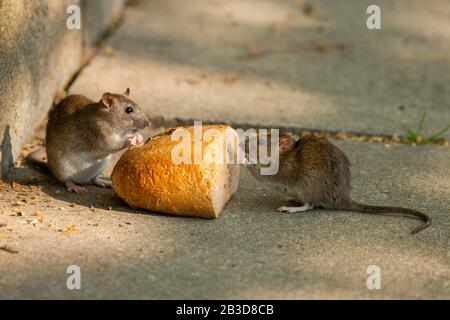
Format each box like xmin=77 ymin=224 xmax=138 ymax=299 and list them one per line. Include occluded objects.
xmin=245 ymin=133 xmax=431 ymax=234
xmin=27 ymin=90 xmax=150 ymax=189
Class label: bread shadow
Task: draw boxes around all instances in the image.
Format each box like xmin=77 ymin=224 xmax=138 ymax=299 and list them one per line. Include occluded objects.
xmin=7 ymin=164 xmax=176 ymax=219
xmin=10 ymin=160 xmax=283 ymax=221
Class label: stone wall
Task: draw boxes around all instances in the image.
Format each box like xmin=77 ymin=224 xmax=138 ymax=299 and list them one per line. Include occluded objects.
xmin=0 ymin=0 xmax=125 ymax=179
xmin=82 ymin=0 xmax=125 ymax=47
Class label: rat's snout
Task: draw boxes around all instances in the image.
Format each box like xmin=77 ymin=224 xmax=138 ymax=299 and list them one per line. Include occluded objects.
xmin=135 ymin=116 xmax=151 ymax=130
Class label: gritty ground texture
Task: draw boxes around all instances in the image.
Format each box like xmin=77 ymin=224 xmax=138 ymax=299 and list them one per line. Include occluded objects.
xmin=1 ymin=0 xmax=449 ymax=299
xmin=0 ymin=135 xmax=449 ymax=299
xmin=71 ymin=0 xmax=450 ymax=138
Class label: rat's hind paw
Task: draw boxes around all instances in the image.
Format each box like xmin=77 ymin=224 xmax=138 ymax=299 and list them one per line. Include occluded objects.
xmin=65 ymin=181 xmax=87 ymax=194
xmin=91 ymin=177 xmax=113 ymax=189
xmin=277 ymin=204 xmax=312 ymax=213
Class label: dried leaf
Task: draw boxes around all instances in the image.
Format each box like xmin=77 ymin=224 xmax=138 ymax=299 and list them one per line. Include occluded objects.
xmin=303 ymin=3 xmax=315 ymax=16
xmin=0 ymin=244 xmax=19 ymax=254
xmin=12 ymin=209 xmax=23 ymax=217
xmin=34 ymin=211 xmax=45 ymax=222
xmin=58 ymin=225 xmax=77 ymax=233
xmin=222 ymin=76 xmax=238 ymax=85
xmin=185 ymin=78 xmax=200 ymax=85
xmin=104 ymin=46 xmax=116 ymax=56
xmin=316 ymin=43 xmax=328 ymax=53
xmin=27 ymin=219 xmax=39 ymax=226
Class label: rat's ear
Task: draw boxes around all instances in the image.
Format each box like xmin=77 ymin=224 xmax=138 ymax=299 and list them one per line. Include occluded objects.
xmin=124 ymin=88 xmax=130 ymax=97
xmin=279 ymin=133 xmax=294 ymax=151
xmin=101 ymin=93 xmax=115 ymax=109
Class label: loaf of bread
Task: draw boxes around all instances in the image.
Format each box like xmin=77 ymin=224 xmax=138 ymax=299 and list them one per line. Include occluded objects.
xmin=111 ymin=125 xmax=240 ymax=218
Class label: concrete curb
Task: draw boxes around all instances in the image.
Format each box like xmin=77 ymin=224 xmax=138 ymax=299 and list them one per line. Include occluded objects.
xmin=0 ymin=0 xmax=126 ymax=180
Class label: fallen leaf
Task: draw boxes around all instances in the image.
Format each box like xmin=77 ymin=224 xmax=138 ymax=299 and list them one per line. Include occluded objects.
xmin=102 ymin=204 xmax=113 ymax=210
xmin=12 ymin=209 xmax=23 ymax=217
xmin=25 ymin=176 xmax=37 ymax=182
xmin=242 ymin=45 xmax=269 ymax=59
xmin=104 ymin=46 xmax=116 ymax=56
xmin=303 ymin=3 xmax=315 ymax=16
xmin=58 ymin=225 xmax=77 ymax=233
xmin=316 ymin=43 xmax=328 ymax=53
xmin=185 ymin=78 xmax=200 ymax=85
xmin=222 ymin=76 xmax=238 ymax=85
xmin=27 ymin=219 xmax=39 ymax=226
xmin=34 ymin=211 xmax=45 ymax=222
xmin=0 ymin=244 xmax=19 ymax=254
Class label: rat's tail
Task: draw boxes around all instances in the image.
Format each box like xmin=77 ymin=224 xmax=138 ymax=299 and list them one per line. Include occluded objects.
xmin=26 ymin=147 xmax=49 ymax=172
xmin=341 ymin=200 xmax=431 ymax=234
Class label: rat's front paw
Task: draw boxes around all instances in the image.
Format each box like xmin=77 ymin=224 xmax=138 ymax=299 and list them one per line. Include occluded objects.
xmin=65 ymin=181 xmax=87 ymax=194
xmin=127 ymin=134 xmax=144 ymax=147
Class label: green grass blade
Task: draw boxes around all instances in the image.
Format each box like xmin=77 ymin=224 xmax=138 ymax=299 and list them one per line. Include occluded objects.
xmin=416 ymin=111 xmax=427 ymax=135
xmin=425 ymin=124 xmax=450 ymax=143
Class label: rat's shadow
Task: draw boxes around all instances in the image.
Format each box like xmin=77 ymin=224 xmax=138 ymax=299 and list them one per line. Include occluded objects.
xmin=1 ymin=125 xmax=14 ymax=181
xmin=11 ymin=159 xmax=283 ymax=219
xmin=8 ymin=163 xmax=173 ymax=219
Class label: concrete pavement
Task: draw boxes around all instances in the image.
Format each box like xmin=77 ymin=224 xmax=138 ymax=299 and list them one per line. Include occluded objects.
xmin=71 ymin=0 xmax=450 ymax=138
xmin=1 ymin=0 xmax=449 ymax=299
xmin=0 ymin=139 xmax=449 ymax=299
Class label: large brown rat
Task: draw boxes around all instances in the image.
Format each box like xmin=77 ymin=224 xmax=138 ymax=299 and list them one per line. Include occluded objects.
xmin=27 ymin=88 xmax=151 ymax=193
xmin=243 ymin=132 xmax=431 ymax=234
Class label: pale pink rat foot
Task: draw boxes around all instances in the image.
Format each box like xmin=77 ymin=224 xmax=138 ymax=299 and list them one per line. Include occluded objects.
xmin=91 ymin=176 xmax=113 ymax=188
xmin=65 ymin=181 xmax=87 ymax=194
xmin=277 ymin=203 xmax=313 ymax=214
xmin=127 ymin=134 xmax=144 ymax=147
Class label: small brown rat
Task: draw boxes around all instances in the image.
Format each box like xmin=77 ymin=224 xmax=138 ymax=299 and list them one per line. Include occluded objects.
xmin=27 ymin=88 xmax=150 ymax=193
xmin=244 ymin=132 xmax=431 ymax=234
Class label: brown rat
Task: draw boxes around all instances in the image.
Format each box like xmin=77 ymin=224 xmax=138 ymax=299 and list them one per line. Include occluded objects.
xmin=244 ymin=132 xmax=431 ymax=234
xmin=26 ymin=88 xmax=151 ymax=193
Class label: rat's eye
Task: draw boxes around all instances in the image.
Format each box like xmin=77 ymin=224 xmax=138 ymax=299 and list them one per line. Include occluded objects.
xmin=125 ymin=106 xmax=134 ymax=114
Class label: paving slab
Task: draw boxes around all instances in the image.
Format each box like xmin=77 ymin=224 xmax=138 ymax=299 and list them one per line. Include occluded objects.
xmin=70 ymin=0 xmax=450 ymax=138
xmin=0 ymin=138 xmax=448 ymax=299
